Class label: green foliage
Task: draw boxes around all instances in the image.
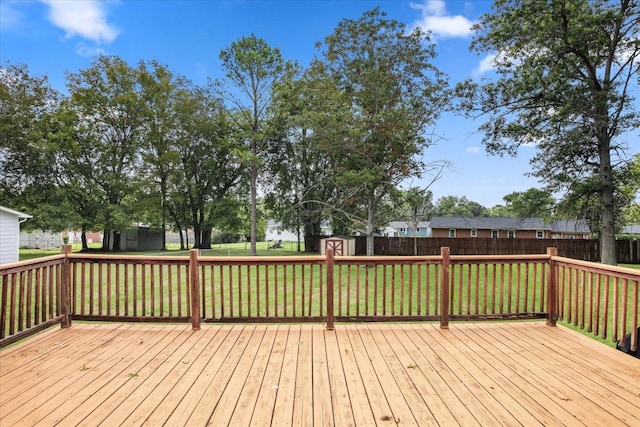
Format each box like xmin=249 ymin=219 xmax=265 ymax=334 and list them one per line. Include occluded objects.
xmin=315 ymin=8 xmax=451 ymax=254
xmin=457 ymin=0 xmax=640 ymax=264
xmin=435 ymin=195 xmax=488 ymax=217
xmin=216 ymin=34 xmax=296 ymax=255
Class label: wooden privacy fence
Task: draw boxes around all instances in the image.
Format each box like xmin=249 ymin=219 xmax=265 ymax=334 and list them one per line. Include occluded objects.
xmin=338 ymin=236 xmax=640 ymax=263
xmin=1 ymin=247 xmax=638 ymax=354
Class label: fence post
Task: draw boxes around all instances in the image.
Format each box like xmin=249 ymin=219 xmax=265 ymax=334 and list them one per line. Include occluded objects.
xmin=326 ymin=249 xmax=335 ymax=331
xmin=60 ymin=244 xmax=72 ymax=328
xmin=189 ymin=249 xmax=201 ymax=330
xmin=546 ymin=247 xmax=558 ymax=327
xmin=440 ymin=247 xmax=450 ymax=329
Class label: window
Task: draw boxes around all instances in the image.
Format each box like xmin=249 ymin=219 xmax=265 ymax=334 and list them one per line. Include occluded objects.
xmin=399 ymin=227 xmax=406 ymax=234
xmin=491 ymin=230 xmax=499 ymax=238
xmin=470 ymin=229 xmax=477 ymax=237
xmin=416 ymin=227 xmax=421 ymax=233
xmin=507 ymin=230 xmax=515 ymax=239
xmin=449 ymin=229 xmax=456 ymax=238
xmin=569 ymin=235 xmax=576 ymax=240
xmin=536 ymin=230 xmax=544 ymax=239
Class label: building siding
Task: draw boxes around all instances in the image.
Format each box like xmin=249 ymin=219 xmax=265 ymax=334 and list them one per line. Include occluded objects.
xmin=0 ymin=210 xmax=20 ymax=264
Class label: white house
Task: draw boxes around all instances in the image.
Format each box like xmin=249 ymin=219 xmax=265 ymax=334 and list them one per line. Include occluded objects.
xmin=0 ymin=206 xmax=32 ymax=265
xmin=265 ymin=220 xmax=301 ymax=242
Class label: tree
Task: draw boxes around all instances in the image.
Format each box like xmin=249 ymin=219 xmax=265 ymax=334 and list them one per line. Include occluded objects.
xmin=65 ymin=55 xmax=145 ymax=251
xmin=457 ymin=0 xmax=640 ymax=264
xmin=502 ymin=188 xmax=556 ymax=218
xmin=0 ymin=62 xmax=66 ymax=228
xmin=172 ymin=83 xmax=243 ymax=249
xmin=265 ymin=60 xmax=338 ymax=252
xmin=136 ymin=59 xmax=187 ymax=250
xmin=216 ymin=35 xmax=295 ymax=256
xmin=435 ymin=195 xmax=488 ymax=217
xmin=398 ymin=188 xmax=433 ymax=255
xmin=317 ymin=8 xmax=450 ymax=255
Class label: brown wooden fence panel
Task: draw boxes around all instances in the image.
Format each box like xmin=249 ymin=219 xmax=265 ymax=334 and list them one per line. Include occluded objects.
xmin=334 ymin=236 xmax=639 ymax=262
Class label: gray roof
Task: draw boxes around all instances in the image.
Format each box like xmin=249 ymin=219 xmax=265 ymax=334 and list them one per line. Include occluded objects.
xmin=388 ymin=221 xmax=430 ymax=229
xmin=430 ymin=216 xmax=590 ymax=233
xmin=622 ymin=224 xmax=640 ymax=234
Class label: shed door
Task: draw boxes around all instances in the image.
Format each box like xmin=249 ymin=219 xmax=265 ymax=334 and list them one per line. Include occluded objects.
xmin=325 ymin=239 xmax=344 ymax=256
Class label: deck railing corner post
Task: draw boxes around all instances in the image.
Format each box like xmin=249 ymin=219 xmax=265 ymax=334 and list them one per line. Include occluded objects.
xmin=189 ymin=249 xmax=201 ymax=330
xmin=546 ymin=247 xmax=558 ymax=327
xmin=61 ymin=244 xmax=72 ymax=328
xmin=326 ymin=249 xmax=335 ymax=331
xmin=440 ymin=246 xmax=450 ymax=329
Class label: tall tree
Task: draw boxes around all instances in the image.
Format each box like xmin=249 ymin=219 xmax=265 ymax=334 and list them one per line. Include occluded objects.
xmin=266 ymin=60 xmax=337 ymax=252
xmin=137 ymin=59 xmax=186 ymax=250
xmin=0 ymin=62 xmax=64 ymax=226
xmin=216 ymin=35 xmax=295 ymax=256
xmin=317 ymin=8 xmax=450 ymax=255
xmin=399 ymin=188 xmax=433 ymax=255
xmin=65 ymin=55 xmax=145 ymax=251
xmin=172 ymin=84 xmax=242 ymax=248
xmin=457 ymin=0 xmax=640 ymax=264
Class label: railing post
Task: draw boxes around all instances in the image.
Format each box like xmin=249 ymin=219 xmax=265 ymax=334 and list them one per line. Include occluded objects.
xmin=440 ymin=247 xmax=450 ymax=329
xmin=189 ymin=249 xmax=201 ymax=330
xmin=326 ymin=249 xmax=335 ymax=331
xmin=546 ymin=247 xmax=558 ymax=327
xmin=61 ymin=244 xmax=72 ymax=328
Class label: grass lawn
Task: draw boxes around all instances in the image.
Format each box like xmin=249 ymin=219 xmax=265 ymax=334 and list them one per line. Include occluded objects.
xmin=19 ymin=241 xmax=308 ymax=261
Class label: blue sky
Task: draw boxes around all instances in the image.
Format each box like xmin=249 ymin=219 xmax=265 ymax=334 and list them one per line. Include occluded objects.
xmin=0 ymin=0 xmax=543 ymax=208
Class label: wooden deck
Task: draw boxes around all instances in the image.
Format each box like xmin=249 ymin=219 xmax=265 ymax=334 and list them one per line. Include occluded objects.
xmin=1 ymin=322 xmax=639 ymax=426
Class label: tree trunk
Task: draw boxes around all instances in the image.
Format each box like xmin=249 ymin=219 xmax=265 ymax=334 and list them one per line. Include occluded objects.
xmin=599 ymin=141 xmax=617 ymax=265
xmin=596 ymin=118 xmax=617 ymax=265
xmin=81 ymin=230 xmax=88 ymax=251
xmin=250 ymin=163 xmax=258 ymax=256
xmin=179 ymin=229 xmax=185 ymax=250
xmin=201 ymin=228 xmax=212 ymax=249
xmin=102 ymin=229 xmax=110 ymax=251
xmin=366 ymin=192 xmax=375 ymax=256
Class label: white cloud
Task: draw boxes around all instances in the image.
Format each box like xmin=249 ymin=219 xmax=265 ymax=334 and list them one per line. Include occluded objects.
xmin=473 ymin=52 xmax=500 ymax=76
xmin=466 ymin=146 xmax=480 ymax=154
xmin=410 ymin=0 xmax=474 ymax=39
xmin=41 ymin=0 xmax=119 ymax=44
xmin=75 ymin=42 xmax=107 ymax=58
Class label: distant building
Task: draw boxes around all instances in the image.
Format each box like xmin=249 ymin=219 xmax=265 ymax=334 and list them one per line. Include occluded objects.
xmin=429 ymin=216 xmax=591 ymax=239
xmin=387 ymin=221 xmax=431 ymax=237
xmin=265 ymin=220 xmax=302 ymax=242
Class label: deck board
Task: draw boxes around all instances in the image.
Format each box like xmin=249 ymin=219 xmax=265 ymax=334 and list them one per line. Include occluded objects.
xmin=1 ymin=321 xmax=639 ymax=426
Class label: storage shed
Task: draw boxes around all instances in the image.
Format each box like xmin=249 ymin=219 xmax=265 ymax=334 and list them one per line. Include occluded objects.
xmin=0 ymin=206 xmax=32 ymax=265
xmin=320 ymin=236 xmax=356 ymax=256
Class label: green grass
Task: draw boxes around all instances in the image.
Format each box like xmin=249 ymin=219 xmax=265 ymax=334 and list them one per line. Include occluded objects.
xmin=19 ymin=241 xmax=308 ymax=261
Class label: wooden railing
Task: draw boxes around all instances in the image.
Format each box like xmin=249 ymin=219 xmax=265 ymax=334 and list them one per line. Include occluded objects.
xmin=0 ymin=252 xmax=70 ymax=347
xmin=553 ymin=255 xmax=639 ymax=353
xmin=1 ymin=246 xmax=638 ymax=354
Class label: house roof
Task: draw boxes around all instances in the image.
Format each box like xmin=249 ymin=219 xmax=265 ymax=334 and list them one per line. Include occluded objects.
xmin=622 ymin=224 xmax=640 ymax=234
xmin=429 ymin=216 xmax=590 ymax=233
xmin=388 ymin=221 xmax=430 ymax=229
xmin=0 ymin=205 xmax=32 ymax=219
